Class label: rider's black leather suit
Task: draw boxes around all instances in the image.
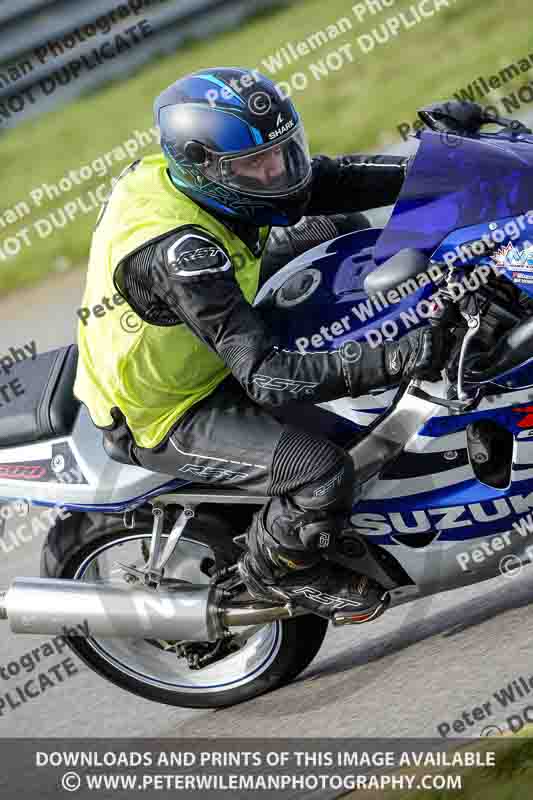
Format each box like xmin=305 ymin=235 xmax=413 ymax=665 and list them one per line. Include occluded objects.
xmin=110 ymin=153 xmax=409 ymax=568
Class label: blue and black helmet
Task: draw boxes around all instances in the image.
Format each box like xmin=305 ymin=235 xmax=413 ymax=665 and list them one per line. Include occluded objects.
xmin=153 ymin=67 xmax=313 ymax=226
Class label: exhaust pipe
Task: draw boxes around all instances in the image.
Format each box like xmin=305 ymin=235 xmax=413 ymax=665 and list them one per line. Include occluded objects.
xmin=0 ymin=577 xmax=295 ymax=642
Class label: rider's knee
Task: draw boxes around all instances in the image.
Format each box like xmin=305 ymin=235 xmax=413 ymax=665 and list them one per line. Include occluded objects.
xmin=271 ymin=428 xmax=355 ymax=504
xmin=267 ymin=429 xmax=357 ymax=554
xmin=297 ymin=447 xmax=356 ymax=512
xmin=293 ymin=450 xmax=356 ymax=552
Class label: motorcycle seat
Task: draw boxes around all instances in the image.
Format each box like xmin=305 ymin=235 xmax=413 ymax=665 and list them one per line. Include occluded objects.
xmin=0 ymin=345 xmax=80 ymax=448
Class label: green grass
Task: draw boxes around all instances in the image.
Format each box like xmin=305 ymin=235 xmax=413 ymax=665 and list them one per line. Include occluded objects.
xmin=1 ymin=0 xmax=533 ymax=294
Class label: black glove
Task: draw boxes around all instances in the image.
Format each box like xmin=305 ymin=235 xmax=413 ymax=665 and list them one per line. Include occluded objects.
xmin=417 ymin=100 xmax=485 ymax=135
xmin=384 ymin=325 xmax=450 ymax=383
xmin=341 ymin=325 xmax=452 ymax=398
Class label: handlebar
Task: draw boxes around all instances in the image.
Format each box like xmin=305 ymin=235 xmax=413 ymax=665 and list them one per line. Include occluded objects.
xmin=464 ymin=315 xmax=533 ymax=383
xmin=417 ymin=100 xmax=532 ymax=139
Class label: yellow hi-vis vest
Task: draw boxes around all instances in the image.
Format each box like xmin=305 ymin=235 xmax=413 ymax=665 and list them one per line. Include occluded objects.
xmin=74 ymin=153 xmax=270 ymax=448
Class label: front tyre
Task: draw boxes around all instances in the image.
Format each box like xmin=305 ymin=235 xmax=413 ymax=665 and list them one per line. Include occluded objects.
xmin=41 ymin=512 xmax=328 ymax=708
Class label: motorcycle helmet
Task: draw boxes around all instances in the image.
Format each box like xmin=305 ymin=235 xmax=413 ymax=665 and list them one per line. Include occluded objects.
xmin=153 ymin=67 xmax=313 ymax=226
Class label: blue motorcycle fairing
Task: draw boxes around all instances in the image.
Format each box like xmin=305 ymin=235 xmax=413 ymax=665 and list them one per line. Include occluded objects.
xmin=255 ymin=227 xmax=430 ymax=358
xmin=432 ymin=213 xmax=533 ymax=269
xmin=433 ymin=213 xmax=533 ymax=314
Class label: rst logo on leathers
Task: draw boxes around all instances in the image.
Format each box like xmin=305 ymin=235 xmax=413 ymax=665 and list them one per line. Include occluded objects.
xmin=313 ymin=468 xmax=344 ymax=498
xmin=166 ymin=234 xmax=231 ymax=278
xmin=251 ymin=374 xmax=318 ymax=395
xmin=174 ymin=247 xmax=220 ymax=266
xmin=179 ymin=464 xmax=249 ymax=481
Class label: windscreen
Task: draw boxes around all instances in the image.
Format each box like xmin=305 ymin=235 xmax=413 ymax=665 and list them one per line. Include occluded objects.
xmin=374 ymin=130 xmax=533 ymax=265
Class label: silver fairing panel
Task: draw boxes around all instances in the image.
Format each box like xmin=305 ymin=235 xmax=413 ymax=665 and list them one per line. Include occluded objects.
xmin=0 ymin=405 xmax=177 ymax=509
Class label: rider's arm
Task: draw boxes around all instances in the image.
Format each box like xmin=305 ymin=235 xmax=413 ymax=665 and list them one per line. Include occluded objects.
xmin=132 ymin=229 xmax=411 ymax=409
xmin=306 ymin=154 xmax=409 ymax=214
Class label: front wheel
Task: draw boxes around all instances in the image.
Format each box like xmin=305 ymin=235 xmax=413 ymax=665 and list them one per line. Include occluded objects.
xmin=41 ymin=512 xmax=329 ymax=708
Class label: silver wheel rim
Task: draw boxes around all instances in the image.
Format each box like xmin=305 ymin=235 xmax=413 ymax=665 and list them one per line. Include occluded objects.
xmin=73 ymin=532 xmax=282 ymax=694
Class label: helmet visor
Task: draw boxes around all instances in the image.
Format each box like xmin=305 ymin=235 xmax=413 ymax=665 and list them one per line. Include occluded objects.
xmin=203 ymin=126 xmax=312 ymax=198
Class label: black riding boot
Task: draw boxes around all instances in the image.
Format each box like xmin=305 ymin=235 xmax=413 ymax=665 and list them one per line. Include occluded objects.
xmin=238 ymin=506 xmax=390 ymax=623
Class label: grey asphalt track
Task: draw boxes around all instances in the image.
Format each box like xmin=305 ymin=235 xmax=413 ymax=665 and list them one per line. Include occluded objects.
xmin=1 ymin=131 xmax=533 ymax=743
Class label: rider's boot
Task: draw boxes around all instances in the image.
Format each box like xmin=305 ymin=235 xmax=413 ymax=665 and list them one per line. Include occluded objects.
xmin=238 ymin=506 xmax=390 ymax=623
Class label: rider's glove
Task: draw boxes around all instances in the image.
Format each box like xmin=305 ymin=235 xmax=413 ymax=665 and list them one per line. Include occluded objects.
xmin=384 ymin=326 xmax=450 ymax=383
xmin=342 ymin=325 xmax=450 ymax=398
xmin=417 ymin=100 xmax=485 ymax=135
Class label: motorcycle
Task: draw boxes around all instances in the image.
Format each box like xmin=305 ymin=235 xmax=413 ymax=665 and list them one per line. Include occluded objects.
xmin=2 ymin=105 xmax=533 ymax=709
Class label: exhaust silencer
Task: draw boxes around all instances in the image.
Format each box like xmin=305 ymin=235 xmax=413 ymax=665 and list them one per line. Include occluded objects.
xmin=0 ymin=577 xmax=223 ymax=642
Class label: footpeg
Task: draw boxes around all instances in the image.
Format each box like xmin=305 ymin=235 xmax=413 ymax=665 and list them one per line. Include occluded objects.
xmin=332 ymin=592 xmax=390 ymax=627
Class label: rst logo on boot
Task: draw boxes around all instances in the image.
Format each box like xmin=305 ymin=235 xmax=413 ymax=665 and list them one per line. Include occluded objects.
xmin=290 ymin=586 xmax=362 ymax=609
